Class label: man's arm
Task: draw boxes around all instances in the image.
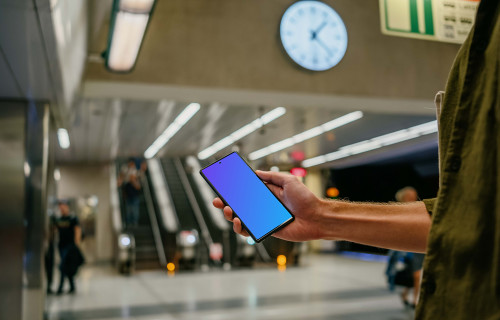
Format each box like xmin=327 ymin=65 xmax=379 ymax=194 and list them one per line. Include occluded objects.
xmin=74 ymin=225 xmax=82 ymax=246
xmin=213 ymin=170 xmax=432 ymax=253
xmin=129 ymin=174 xmax=141 ymax=190
xmin=318 ymin=200 xmax=431 ymax=253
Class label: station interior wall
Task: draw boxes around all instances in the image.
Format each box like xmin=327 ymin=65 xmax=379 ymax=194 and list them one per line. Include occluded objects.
xmin=85 ymin=0 xmax=461 ymax=101
xmin=58 ymin=165 xmax=113 ymax=262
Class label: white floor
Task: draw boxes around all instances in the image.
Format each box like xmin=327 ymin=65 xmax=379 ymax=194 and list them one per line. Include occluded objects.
xmin=46 ymin=254 xmax=415 ymax=320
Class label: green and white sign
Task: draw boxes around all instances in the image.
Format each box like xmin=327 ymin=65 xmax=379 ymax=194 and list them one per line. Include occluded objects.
xmin=379 ymin=0 xmax=480 ymax=44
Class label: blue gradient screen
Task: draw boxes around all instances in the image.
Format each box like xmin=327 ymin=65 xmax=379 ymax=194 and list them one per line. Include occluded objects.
xmin=201 ymin=153 xmax=293 ymax=240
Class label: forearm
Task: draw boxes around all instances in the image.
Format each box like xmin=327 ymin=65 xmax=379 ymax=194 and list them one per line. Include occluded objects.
xmin=318 ymin=200 xmax=431 ymax=253
xmin=74 ymin=227 xmax=82 ymax=246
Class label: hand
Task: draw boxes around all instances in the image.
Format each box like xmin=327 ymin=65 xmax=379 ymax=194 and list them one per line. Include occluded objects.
xmin=213 ymin=170 xmax=325 ymax=242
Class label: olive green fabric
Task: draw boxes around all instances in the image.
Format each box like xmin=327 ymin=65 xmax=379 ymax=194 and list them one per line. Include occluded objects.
xmin=422 ymin=198 xmax=436 ymax=215
xmin=417 ymin=1 xmax=500 ymax=319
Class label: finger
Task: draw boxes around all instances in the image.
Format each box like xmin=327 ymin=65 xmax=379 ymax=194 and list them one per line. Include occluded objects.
xmin=233 ymin=218 xmax=250 ymax=237
xmin=213 ymin=197 xmax=224 ymax=209
xmin=266 ymin=184 xmax=282 ymax=197
xmin=256 ymin=170 xmax=290 ymax=187
xmin=223 ymin=206 xmax=234 ymax=221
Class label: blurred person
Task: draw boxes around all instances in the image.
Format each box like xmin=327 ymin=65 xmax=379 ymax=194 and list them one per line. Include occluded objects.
xmin=139 ymin=160 xmax=148 ymax=177
xmin=395 ymin=186 xmax=418 ymax=203
xmin=55 ymin=201 xmax=83 ymax=294
xmin=386 ymin=187 xmax=425 ymax=309
xmin=45 ymin=209 xmax=56 ymax=294
xmin=213 ymin=2 xmax=500 ymax=318
xmin=118 ymin=158 xmax=142 ymax=227
xmin=136 ymin=160 xmax=148 ymax=188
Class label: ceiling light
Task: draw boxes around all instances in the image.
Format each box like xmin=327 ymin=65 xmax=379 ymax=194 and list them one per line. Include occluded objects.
xmin=105 ymin=0 xmax=156 ymax=72
xmin=24 ymin=162 xmax=31 ymax=177
xmin=54 ymin=168 xmax=61 ymax=181
xmin=248 ymin=111 xmax=363 ymax=161
xmin=197 ymin=107 xmax=286 ymax=160
xmin=144 ymin=103 xmax=200 ymax=159
xmin=57 ymin=128 xmax=70 ymax=149
xmin=302 ymin=120 xmax=438 ymax=168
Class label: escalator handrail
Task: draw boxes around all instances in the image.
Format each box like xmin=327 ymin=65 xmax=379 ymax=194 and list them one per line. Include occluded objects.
xmin=147 ymin=158 xmax=180 ymax=233
xmin=185 ymin=156 xmax=230 ymax=231
xmin=110 ymin=164 xmax=123 ymax=233
xmin=174 ymin=158 xmax=214 ymax=248
xmin=255 ymin=243 xmax=272 ymax=262
xmin=141 ymin=174 xmax=167 ymax=267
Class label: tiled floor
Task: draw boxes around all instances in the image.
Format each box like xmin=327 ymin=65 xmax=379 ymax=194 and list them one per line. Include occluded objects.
xmin=46 ymin=254 xmax=415 ymax=320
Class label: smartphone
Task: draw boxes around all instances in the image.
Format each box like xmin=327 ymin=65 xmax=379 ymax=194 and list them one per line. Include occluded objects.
xmin=200 ymin=152 xmax=294 ymax=242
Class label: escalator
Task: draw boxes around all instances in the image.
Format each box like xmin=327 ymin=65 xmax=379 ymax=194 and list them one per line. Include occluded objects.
xmin=182 ymin=157 xmax=237 ymax=266
xmin=144 ymin=166 xmax=177 ymax=266
xmin=116 ymin=161 xmax=166 ymax=270
xmin=161 ymin=158 xmax=199 ymax=232
xmin=132 ymin=214 xmax=160 ymax=270
xmin=161 ymin=158 xmax=207 ymax=268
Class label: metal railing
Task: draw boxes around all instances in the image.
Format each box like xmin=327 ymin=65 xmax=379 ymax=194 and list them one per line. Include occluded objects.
xmin=146 ymin=158 xmax=179 ymax=232
xmin=174 ymin=158 xmax=214 ymax=250
xmin=141 ymin=174 xmax=167 ymax=267
xmin=185 ymin=156 xmax=233 ymax=266
xmin=110 ymin=164 xmax=123 ymax=233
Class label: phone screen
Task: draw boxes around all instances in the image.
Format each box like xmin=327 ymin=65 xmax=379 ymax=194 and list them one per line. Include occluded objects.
xmin=200 ymin=152 xmax=294 ymax=242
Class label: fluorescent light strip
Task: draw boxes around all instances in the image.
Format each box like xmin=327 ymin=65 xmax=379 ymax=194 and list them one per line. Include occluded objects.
xmin=57 ymin=128 xmax=70 ymax=149
xmin=197 ymin=107 xmax=286 ymax=160
xmin=107 ymin=11 xmax=149 ymax=71
xmin=302 ymin=120 xmax=438 ymax=168
xmin=120 ymin=0 xmax=155 ymax=12
xmin=144 ymin=103 xmax=200 ymax=159
xmin=248 ymin=111 xmax=363 ymax=161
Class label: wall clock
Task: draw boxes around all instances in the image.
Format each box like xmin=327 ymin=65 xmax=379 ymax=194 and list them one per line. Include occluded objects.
xmin=280 ymin=1 xmax=348 ymax=71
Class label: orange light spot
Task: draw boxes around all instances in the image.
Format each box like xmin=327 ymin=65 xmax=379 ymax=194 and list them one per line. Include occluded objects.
xmin=167 ymin=263 xmax=176 ymax=272
xmin=326 ymin=187 xmax=339 ymax=198
xmin=277 ymin=255 xmax=287 ymax=266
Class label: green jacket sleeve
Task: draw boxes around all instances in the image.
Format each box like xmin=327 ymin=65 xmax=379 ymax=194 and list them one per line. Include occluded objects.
xmin=422 ymin=198 xmax=436 ymax=215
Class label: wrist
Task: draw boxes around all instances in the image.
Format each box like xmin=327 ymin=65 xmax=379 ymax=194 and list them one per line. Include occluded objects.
xmin=316 ymin=199 xmax=350 ymax=240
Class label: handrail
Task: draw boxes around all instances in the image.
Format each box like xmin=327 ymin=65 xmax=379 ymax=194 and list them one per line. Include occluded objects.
xmin=141 ymin=174 xmax=167 ymax=267
xmin=110 ymin=164 xmax=123 ymax=233
xmin=255 ymin=243 xmax=272 ymax=262
xmin=185 ymin=156 xmax=230 ymax=231
xmin=174 ymin=158 xmax=214 ymax=248
xmin=147 ymin=158 xmax=179 ymax=232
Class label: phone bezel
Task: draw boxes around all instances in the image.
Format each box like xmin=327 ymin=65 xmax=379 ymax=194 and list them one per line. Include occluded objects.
xmin=199 ymin=151 xmax=295 ymax=243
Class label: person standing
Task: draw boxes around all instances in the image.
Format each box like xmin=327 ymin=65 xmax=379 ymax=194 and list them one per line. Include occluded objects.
xmin=119 ymin=158 xmax=142 ymax=228
xmin=387 ymin=187 xmax=425 ymax=309
xmin=55 ymin=200 xmax=82 ymax=294
xmin=45 ymin=210 xmax=56 ymax=294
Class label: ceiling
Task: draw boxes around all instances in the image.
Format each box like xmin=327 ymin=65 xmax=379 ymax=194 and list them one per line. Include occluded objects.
xmin=56 ymin=97 xmax=437 ymax=168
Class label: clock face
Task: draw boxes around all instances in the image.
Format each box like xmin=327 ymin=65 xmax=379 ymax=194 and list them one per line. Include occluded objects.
xmin=280 ymin=1 xmax=348 ymax=71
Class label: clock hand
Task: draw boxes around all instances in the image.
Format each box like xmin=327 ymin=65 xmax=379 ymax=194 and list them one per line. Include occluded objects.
xmin=310 ymin=21 xmax=327 ymax=40
xmin=314 ymin=38 xmax=333 ymax=57
xmin=314 ymin=21 xmax=327 ymax=34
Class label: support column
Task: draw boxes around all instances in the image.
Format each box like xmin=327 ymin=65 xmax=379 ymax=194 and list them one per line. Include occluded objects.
xmin=0 ymin=102 xmax=27 ymax=320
